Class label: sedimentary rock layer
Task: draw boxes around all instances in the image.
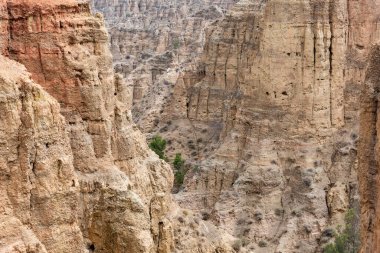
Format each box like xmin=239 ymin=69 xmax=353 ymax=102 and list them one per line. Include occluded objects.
xmin=359 ymin=46 xmax=380 ymax=253
xmin=0 ymin=0 xmax=174 ymax=252
xmin=352 ymin=1 xmax=380 ymax=252
xmin=0 ymin=54 xmax=83 ymax=253
xmin=95 ymin=0 xmax=380 ymax=252
xmin=1 ymin=0 xmax=380 ymax=252
xmin=92 ymin=0 xmax=238 ymax=109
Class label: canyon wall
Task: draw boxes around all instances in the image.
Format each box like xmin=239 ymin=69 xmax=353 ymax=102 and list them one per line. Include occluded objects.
xmin=170 ymin=1 xmax=359 ymax=251
xmin=0 ymin=1 xmax=239 ymax=252
xmin=91 ymin=0 xmax=238 ymax=118
xmin=359 ymin=45 xmax=380 ymax=253
xmin=0 ymin=54 xmax=84 ymax=253
xmin=349 ymin=0 xmax=380 ymax=252
xmin=1 ymin=0 xmax=380 ymax=252
xmin=173 ymin=1 xmax=380 ymax=251
xmin=93 ymin=0 xmax=380 ymax=252
xmin=0 ymin=0 xmax=175 ymax=252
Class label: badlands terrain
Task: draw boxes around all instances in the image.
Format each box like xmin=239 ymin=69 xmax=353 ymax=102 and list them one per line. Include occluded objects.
xmin=0 ymin=0 xmax=380 ymax=253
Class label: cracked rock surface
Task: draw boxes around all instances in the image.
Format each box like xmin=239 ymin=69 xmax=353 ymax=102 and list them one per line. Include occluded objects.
xmin=93 ymin=0 xmax=380 ymax=252
xmin=2 ymin=0 xmax=380 ymax=252
xmin=0 ymin=0 xmax=238 ymax=252
xmin=1 ymin=1 xmax=174 ymax=252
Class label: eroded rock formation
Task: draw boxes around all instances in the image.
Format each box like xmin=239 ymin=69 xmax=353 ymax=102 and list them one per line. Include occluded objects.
xmin=359 ymin=46 xmax=380 ymax=253
xmin=91 ymin=0 xmax=238 ymax=111
xmin=0 ymin=0 xmax=174 ymax=252
xmin=0 ymin=54 xmax=83 ymax=253
xmin=167 ymin=1 xmax=359 ymax=251
xmin=2 ymin=0 xmax=380 ymax=252
xmin=0 ymin=0 xmax=239 ymax=252
xmin=93 ymin=0 xmax=380 ymax=252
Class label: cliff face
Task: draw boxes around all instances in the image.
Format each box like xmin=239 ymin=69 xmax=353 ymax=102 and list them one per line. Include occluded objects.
xmin=350 ymin=1 xmax=380 ymax=252
xmin=91 ymin=0 xmax=238 ymax=121
xmin=92 ymin=0 xmax=237 ymax=74
xmin=2 ymin=0 xmax=380 ymax=252
xmin=169 ymin=1 xmax=357 ymax=252
xmin=359 ymin=46 xmax=380 ymax=253
xmin=0 ymin=55 xmax=83 ymax=253
xmin=172 ymin=0 xmax=380 ymax=251
xmin=0 ymin=0 xmax=174 ymax=252
xmin=93 ymin=0 xmax=380 ymax=252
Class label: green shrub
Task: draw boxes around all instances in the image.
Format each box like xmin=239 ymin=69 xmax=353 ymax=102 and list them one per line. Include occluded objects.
xmin=323 ymin=208 xmax=360 ymax=253
xmin=173 ymin=153 xmax=185 ymax=170
xmin=173 ymin=153 xmax=187 ymax=187
xmin=149 ymin=135 xmax=167 ymax=160
xmin=174 ymin=169 xmax=186 ymax=186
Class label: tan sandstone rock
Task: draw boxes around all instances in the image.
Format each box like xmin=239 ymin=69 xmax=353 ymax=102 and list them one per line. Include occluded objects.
xmin=1 ymin=0 xmax=175 ymax=252
xmin=95 ymin=0 xmax=379 ymax=252
xmin=2 ymin=0 xmax=380 ymax=252
xmin=0 ymin=55 xmax=84 ymax=253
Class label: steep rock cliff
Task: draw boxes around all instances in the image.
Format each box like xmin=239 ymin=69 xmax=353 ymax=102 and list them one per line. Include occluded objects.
xmin=170 ymin=1 xmax=357 ymax=251
xmin=359 ymin=46 xmax=380 ymax=253
xmin=100 ymin=0 xmax=380 ymax=252
xmin=0 ymin=1 xmax=239 ymax=252
xmin=350 ymin=1 xmax=380 ymax=253
xmin=1 ymin=0 xmax=174 ymax=252
xmin=0 ymin=54 xmax=83 ymax=253
xmin=2 ymin=0 xmax=380 ymax=252
xmin=92 ymin=0 xmax=238 ymax=115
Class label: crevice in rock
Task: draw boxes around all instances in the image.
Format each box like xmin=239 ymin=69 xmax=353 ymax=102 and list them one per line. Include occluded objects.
xmin=156 ymin=221 xmax=164 ymax=253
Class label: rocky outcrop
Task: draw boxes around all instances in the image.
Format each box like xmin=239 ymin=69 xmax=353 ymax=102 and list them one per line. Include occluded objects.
xmin=359 ymin=46 xmax=380 ymax=253
xmin=92 ymin=0 xmax=238 ymax=110
xmin=96 ymin=0 xmax=379 ymax=252
xmin=0 ymin=1 xmax=238 ymax=252
xmin=2 ymin=0 xmax=380 ymax=252
xmin=0 ymin=0 xmax=175 ymax=252
xmin=0 ymin=54 xmax=83 ymax=253
xmin=351 ymin=1 xmax=380 ymax=253
xmin=169 ymin=1 xmax=380 ymax=251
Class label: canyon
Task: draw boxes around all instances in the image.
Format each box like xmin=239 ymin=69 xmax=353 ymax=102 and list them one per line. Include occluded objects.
xmin=0 ymin=1 xmax=234 ymax=252
xmin=0 ymin=0 xmax=380 ymax=253
xmin=93 ymin=0 xmax=380 ymax=252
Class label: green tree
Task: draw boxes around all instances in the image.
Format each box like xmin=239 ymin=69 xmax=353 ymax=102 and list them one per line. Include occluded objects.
xmin=173 ymin=153 xmax=186 ymax=187
xmin=174 ymin=169 xmax=186 ymax=186
xmin=149 ymin=135 xmax=166 ymax=160
xmin=173 ymin=153 xmax=185 ymax=170
xmin=323 ymin=208 xmax=360 ymax=253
